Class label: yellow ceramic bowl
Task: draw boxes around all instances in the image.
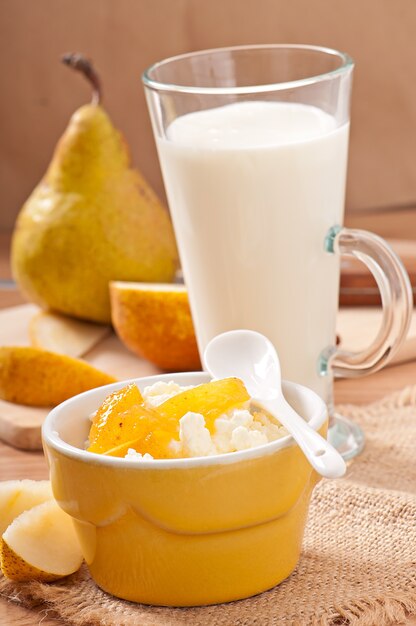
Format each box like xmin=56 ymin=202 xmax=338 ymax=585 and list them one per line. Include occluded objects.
xmin=42 ymin=372 xmax=327 ymax=606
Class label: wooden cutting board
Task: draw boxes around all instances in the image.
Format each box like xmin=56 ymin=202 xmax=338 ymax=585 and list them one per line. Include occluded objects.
xmin=0 ymin=304 xmax=415 ymax=451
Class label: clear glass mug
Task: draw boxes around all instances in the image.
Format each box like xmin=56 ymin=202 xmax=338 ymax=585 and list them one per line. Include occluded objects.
xmin=143 ymin=45 xmax=412 ymax=460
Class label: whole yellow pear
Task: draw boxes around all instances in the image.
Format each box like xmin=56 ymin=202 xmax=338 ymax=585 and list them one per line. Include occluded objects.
xmin=11 ymin=53 xmax=178 ymax=323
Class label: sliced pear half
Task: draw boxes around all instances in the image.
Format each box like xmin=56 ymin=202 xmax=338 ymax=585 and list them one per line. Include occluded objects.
xmin=110 ymin=281 xmax=201 ymax=371
xmin=0 ymin=479 xmax=52 ymax=535
xmin=1 ymin=500 xmax=83 ymax=582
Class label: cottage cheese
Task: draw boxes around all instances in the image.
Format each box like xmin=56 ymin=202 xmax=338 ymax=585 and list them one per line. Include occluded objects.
xmin=143 ymin=381 xmax=194 ymax=408
xmin=125 ymin=381 xmax=287 ymax=459
xmin=124 ymin=449 xmax=154 ymax=461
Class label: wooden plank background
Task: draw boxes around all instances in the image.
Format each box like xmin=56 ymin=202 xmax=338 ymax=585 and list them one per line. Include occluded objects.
xmin=1 ymin=0 xmax=416 ymax=233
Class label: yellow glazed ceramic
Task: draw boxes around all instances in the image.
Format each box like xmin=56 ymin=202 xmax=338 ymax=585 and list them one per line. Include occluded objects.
xmin=42 ymin=372 xmax=327 ymax=606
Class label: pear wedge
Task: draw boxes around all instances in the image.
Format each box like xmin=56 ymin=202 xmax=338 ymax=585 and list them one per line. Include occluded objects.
xmin=29 ymin=310 xmax=111 ymax=358
xmin=1 ymin=500 xmax=83 ymax=582
xmin=0 ymin=346 xmax=116 ymax=407
xmin=0 ymin=480 xmax=52 ymax=535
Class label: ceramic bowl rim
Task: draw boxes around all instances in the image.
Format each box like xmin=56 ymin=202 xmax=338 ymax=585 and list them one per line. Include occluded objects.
xmin=42 ymin=371 xmax=328 ymax=469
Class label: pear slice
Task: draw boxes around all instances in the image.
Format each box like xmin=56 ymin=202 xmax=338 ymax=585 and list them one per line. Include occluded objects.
xmin=110 ymin=281 xmax=200 ymax=371
xmin=1 ymin=500 xmax=83 ymax=582
xmin=0 ymin=346 xmax=117 ymax=407
xmin=0 ymin=479 xmax=52 ymax=535
xmin=29 ymin=310 xmax=111 ymax=358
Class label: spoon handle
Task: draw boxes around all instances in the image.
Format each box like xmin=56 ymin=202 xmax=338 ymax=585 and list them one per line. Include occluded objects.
xmin=254 ymin=396 xmax=346 ymax=479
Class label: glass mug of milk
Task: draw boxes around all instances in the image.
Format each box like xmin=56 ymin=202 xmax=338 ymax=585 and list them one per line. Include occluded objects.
xmin=143 ymin=45 xmax=412 ymax=459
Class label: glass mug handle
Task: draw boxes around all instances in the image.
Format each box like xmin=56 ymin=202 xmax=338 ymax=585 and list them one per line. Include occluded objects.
xmin=321 ymin=226 xmax=413 ymax=378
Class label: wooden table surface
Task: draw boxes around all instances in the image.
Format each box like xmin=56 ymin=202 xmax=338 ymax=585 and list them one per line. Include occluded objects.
xmin=0 ymin=272 xmax=415 ymax=624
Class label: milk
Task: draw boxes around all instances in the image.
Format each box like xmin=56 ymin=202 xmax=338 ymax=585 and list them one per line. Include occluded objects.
xmin=157 ymin=102 xmax=349 ymax=401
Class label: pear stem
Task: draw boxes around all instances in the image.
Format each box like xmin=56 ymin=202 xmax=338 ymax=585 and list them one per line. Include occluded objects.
xmin=61 ymin=53 xmax=102 ymax=105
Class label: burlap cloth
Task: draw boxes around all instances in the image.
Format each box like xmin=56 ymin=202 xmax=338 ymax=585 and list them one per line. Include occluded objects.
xmin=1 ymin=386 xmax=416 ymax=625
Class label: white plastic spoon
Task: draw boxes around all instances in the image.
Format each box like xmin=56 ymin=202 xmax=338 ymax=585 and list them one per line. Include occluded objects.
xmin=204 ymin=329 xmax=346 ymax=479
